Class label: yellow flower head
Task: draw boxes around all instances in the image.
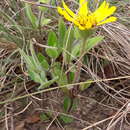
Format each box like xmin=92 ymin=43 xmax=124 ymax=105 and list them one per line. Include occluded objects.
xmin=57 ymin=0 xmax=117 ymax=30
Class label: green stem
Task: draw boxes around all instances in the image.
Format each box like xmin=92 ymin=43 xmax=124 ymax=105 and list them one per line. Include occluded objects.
xmin=68 ymin=37 xmax=87 ymax=111
xmin=73 ymin=37 xmax=87 ymax=84
xmin=38 ymin=11 xmax=43 ymax=36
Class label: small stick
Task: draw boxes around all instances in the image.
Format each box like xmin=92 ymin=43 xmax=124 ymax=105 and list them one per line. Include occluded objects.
xmin=20 ymin=0 xmax=57 ymax=9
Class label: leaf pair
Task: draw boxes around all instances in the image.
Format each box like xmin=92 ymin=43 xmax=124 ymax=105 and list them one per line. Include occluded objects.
xmin=46 ymin=19 xmax=67 ymax=59
xmin=25 ymin=3 xmax=51 ymax=29
xmin=19 ymin=44 xmax=57 ymax=89
xmin=71 ymin=35 xmax=104 ymax=60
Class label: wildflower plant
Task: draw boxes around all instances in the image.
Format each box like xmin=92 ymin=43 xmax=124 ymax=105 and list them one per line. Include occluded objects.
xmin=57 ymin=0 xmax=117 ymax=93
xmin=20 ymin=0 xmax=117 ymax=100
xmin=19 ymin=0 xmax=117 ymax=121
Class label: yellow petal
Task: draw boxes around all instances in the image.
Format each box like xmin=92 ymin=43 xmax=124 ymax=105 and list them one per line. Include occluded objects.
xmin=57 ymin=7 xmax=64 ymax=15
xmin=79 ymin=0 xmax=87 ymax=6
xmin=93 ymin=1 xmax=108 ymax=16
xmin=93 ymin=2 xmax=107 ymax=22
xmin=97 ymin=16 xmax=117 ymax=25
xmin=71 ymin=20 xmax=84 ymax=30
xmin=62 ymin=1 xmax=75 ymax=17
xmin=99 ymin=6 xmax=116 ymax=21
xmin=93 ymin=2 xmax=116 ymax=23
xmin=106 ymin=6 xmax=116 ymax=18
xmin=78 ymin=25 xmax=86 ymax=30
xmin=62 ymin=11 xmax=75 ymax=22
xmin=104 ymin=2 xmax=109 ymax=10
xmin=79 ymin=0 xmax=88 ymax=16
xmin=95 ymin=1 xmax=106 ymax=12
xmin=57 ymin=7 xmax=75 ymax=22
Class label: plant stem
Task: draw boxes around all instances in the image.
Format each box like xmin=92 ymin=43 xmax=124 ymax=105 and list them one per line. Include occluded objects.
xmin=74 ymin=38 xmax=86 ymax=82
xmin=68 ymin=38 xmax=87 ymax=112
xmin=71 ymin=37 xmax=87 ymax=97
xmin=38 ymin=11 xmax=43 ymax=36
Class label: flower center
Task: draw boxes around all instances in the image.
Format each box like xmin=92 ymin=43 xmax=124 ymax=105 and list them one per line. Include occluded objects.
xmin=76 ymin=14 xmax=97 ymax=29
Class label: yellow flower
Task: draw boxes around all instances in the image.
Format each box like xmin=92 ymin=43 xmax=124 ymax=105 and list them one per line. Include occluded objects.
xmin=57 ymin=0 xmax=117 ymax=30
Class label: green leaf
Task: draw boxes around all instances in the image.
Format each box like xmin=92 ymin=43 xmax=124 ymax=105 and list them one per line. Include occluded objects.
xmin=63 ymin=96 xmax=71 ymax=112
xmin=46 ymin=48 xmax=59 ymax=59
xmin=37 ymin=53 xmax=49 ymax=70
xmin=40 ymin=71 xmax=47 ymax=81
xmin=71 ymin=42 xmax=80 ymax=60
xmin=19 ymin=50 xmax=36 ymax=71
xmin=71 ymin=99 xmax=77 ymax=111
xmin=20 ymin=45 xmax=58 ymax=90
xmin=38 ymin=76 xmax=58 ymax=89
xmin=46 ymin=31 xmax=59 ymax=59
xmin=80 ymin=79 xmax=93 ymax=91
xmin=86 ymin=36 xmax=104 ymax=51
xmin=51 ymin=62 xmax=69 ymax=94
xmin=19 ymin=46 xmax=48 ymax=85
xmin=50 ymin=0 xmax=56 ymax=6
xmin=59 ymin=115 xmax=73 ymax=124
xmin=69 ymin=71 xmax=75 ymax=83
xmin=41 ymin=18 xmax=51 ymax=26
xmin=47 ymin=31 xmax=58 ymax=46
xmin=25 ymin=3 xmax=37 ymax=28
xmin=38 ymin=0 xmax=49 ymax=11
xmin=71 ymin=36 xmax=104 ymax=60
xmin=52 ymin=62 xmax=68 ymax=86
xmin=28 ymin=70 xmax=42 ymax=83
xmin=58 ymin=18 xmax=67 ymax=48
xmin=74 ymin=27 xmax=80 ymax=39
xmin=30 ymin=43 xmax=44 ymax=71
xmin=40 ymin=113 xmax=49 ymax=121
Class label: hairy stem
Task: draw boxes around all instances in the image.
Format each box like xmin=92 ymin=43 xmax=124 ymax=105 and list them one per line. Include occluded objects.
xmin=74 ymin=38 xmax=87 ymax=83
xmin=71 ymin=37 xmax=87 ymax=97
